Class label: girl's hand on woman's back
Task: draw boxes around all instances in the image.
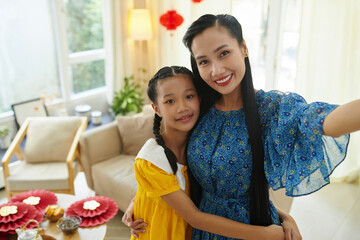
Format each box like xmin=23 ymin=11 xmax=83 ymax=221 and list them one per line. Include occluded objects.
xmin=121 ymin=197 xmax=147 ymax=238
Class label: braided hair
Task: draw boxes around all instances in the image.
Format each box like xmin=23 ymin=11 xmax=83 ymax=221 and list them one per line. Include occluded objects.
xmin=183 ymin=14 xmax=272 ymax=226
xmin=147 ymin=66 xmax=202 ymax=206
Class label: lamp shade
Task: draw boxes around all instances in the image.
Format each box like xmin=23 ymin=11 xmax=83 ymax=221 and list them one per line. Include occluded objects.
xmin=128 ymin=9 xmax=153 ymax=40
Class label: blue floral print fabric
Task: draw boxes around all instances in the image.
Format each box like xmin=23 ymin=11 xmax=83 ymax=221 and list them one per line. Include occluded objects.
xmin=187 ymin=90 xmax=349 ymax=240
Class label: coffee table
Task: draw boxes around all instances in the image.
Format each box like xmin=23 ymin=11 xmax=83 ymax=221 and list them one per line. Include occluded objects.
xmin=40 ymin=193 xmax=107 ymax=240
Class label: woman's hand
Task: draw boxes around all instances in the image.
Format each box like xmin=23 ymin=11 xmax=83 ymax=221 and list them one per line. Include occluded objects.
xmin=276 ymin=207 xmax=302 ymax=240
xmin=121 ymin=197 xmax=147 ymax=238
xmin=281 ymin=215 xmax=302 ymax=240
xmin=265 ymin=225 xmax=286 ymax=240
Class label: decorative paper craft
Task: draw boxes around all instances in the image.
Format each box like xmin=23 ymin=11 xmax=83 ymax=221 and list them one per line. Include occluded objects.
xmin=9 ymin=189 xmax=57 ymax=212
xmin=83 ymin=200 xmax=100 ymax=210
xmin=22 ymin=196 xmax=41 ymax=206
xmin=0 ymin=206 xmax=18 ymax=217
xmin=0 ymin=202 xmax=43 ymax=234
xmin=11 ymin=98 xmax=48 ymax=128
xmin=66 ymin=196 xmax=118 ymax=227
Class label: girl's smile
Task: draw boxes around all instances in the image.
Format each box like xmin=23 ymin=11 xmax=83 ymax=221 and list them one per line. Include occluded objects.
xmin=176 ymin=114 xmax=195 ymax=123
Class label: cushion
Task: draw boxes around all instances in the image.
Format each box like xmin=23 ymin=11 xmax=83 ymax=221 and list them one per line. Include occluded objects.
xmin=117 ymin=110 xmax=154 ymax=156
xmin=92 ymin=155 xmax=137 ymax=212
xmin=142 ymin=104 xmax=155 ymax=115
xmin=25 ymin=117 xmax=81 ymax=163
xmin=7 ymin=160 xmax=79 ymax=191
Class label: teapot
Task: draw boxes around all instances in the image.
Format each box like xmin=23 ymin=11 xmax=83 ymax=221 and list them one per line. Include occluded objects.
xmin=15 ymin=220 xmax=42 ymax=240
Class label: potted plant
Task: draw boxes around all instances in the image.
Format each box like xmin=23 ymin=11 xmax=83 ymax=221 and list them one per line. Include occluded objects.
xmin=112 ymin=75 xmax=145 ymax=116
xmin=0 ymin=125 xmax=11 ymax=149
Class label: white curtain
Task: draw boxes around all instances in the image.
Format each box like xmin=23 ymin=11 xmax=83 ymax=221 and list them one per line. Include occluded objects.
xmin=295 ymin=0 xmax=360 ymax=179
xmin=103 ymin=0 xmax=129 ymax=103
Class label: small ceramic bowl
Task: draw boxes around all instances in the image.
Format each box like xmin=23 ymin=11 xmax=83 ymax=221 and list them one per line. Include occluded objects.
xmin=57 ymin=215 xmax=82 ymax=234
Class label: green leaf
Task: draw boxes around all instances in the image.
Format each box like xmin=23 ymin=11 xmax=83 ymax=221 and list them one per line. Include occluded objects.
xmin=112 ymin=73 xmax=145 ymax=116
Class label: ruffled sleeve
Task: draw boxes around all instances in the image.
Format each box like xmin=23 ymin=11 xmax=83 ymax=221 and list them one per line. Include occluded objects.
xmin=134 ymin=158 xmax=181 ymax=197
xmin=258 ymin=90 xmax=350 ymax=196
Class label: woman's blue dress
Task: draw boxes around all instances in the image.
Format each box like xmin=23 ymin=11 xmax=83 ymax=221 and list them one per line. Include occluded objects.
xmin=187 ymin=90 xmax=349 ymax=240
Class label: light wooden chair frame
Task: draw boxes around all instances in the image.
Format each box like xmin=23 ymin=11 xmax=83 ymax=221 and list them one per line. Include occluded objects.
xmin=1 ymin=116 xmax=88 ymax=199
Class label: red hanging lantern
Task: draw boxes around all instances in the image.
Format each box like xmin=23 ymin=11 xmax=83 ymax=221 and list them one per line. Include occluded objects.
xmin=160 ymin=10 xmax=184 ymax=30
xmin=192 ymin=0 xmax=203 ymax=2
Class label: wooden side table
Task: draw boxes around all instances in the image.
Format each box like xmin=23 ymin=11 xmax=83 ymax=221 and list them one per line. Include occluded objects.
xmin=41 ymin=193 xmax=107 ymax=240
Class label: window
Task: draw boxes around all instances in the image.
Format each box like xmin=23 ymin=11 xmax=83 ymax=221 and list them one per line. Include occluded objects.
xmin=0 ymin=0 xmax=60 ymax=114
xmin=232 ymin=0 xmax=302 ymax=92
xmin=0 ymin=0 xmax=107 ymax=115
xmin=64 ymin=0 xmax=106 ymax=94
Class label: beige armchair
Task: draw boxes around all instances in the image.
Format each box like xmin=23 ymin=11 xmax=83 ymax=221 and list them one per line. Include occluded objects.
xmin=1 ymin=116 xmax=87 ymax=199
xmin=79 ymin=105 xmax=154 ymax=212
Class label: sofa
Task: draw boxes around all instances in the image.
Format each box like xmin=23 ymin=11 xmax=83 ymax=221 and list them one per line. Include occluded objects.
xmin=79 ymin=105 xmax=293 ymax=213
xmin=79 ymin=105 xmax=154 ymax=212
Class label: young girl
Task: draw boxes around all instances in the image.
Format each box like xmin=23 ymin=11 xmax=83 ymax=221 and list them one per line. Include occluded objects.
xmin=181 ymin=14 xmax=360 ymax=240
xmin=126 ymin=66 xmax=300 ymax=239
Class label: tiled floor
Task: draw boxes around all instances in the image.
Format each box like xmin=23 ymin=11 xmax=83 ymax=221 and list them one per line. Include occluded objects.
xmin=1 ymin=173 xmax=359 ymax=240
xmin=289 ymin=182 xmax=360 ymax=240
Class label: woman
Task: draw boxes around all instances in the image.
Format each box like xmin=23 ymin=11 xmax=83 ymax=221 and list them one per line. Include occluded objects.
xmin=182 ymin=14 xmax=359 ymax=240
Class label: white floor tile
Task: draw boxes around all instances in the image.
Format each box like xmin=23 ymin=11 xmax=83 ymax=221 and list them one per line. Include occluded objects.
xmin=332 ymin=197 xmax=360 ymax=240
xmin=289 ymin=183 xmax=360 ymax=240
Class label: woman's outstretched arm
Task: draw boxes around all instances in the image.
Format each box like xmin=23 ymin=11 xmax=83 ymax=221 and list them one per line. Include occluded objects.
xmin=323 ymin=99 xmax=360 ymax=137
xmin=162 ymin=190 xmax=284 ymax=240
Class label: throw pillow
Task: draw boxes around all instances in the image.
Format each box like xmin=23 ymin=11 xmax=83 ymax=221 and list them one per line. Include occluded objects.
xmin=117 ymin=110 xmax=154 ymax=156
xmin=25 ymin=117 xmax=81 ymax=163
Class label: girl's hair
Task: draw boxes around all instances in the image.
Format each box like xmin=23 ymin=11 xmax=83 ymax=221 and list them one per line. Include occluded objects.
xmin=147 ymin=66 xmax=202 ymax=205
xmin=183 ymin=14 xmax=272 ymax=226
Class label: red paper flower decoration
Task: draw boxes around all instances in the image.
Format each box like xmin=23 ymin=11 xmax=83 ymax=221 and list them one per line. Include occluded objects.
xmin=66 ymin=196 xmax=118 ymax=227
xmin=160 ymin=10 xmax=184 ymax=30
xmin=192 ymin=0 xmax=203 ymax=2
xmin=0 ymin=202 xmax=43 ymax=234
xmin=9 ymin=190 xmax=57 ymax=213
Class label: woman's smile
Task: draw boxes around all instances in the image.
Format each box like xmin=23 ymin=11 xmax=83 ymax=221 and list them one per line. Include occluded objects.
xmin=214 ymin=73 xmax=233 ymax=86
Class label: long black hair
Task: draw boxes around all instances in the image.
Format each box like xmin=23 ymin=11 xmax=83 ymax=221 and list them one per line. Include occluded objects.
xmin=183 ymin=14 xmax=272 ymax=226
xmin=147 ymin=66 xmax=202 ymax=205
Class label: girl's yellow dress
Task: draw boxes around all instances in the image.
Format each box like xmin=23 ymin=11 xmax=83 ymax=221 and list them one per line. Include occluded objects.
xmin=131 ymin=138 xmax=191 ymax=240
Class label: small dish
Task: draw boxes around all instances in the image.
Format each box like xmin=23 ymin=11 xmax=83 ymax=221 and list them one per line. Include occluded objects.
xmin=43 ymin=212 xmax=63 ymax=222
xmin=56 ymin=215 xmax=82 ymax=234
xmin=44 ymin=205 xmax=64 ymax=222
